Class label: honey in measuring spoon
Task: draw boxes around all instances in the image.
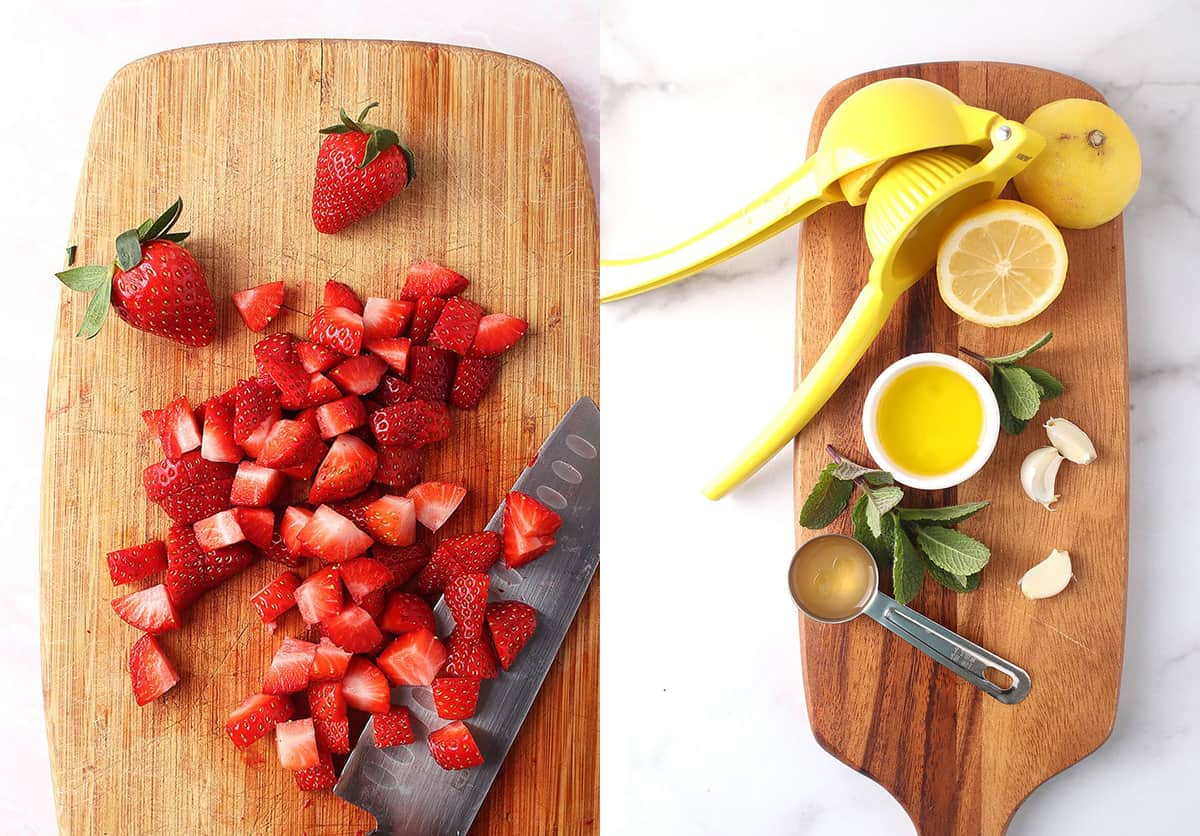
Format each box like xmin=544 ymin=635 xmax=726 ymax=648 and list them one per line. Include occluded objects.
xmin=789 ymin=536 xmax=876 ymax=621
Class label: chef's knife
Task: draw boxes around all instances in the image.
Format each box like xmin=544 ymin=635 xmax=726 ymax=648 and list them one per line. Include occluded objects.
xmin=334 ymin=396 xmax=600 ymax=835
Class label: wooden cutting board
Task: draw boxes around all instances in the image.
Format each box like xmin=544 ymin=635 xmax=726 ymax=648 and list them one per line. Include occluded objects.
xmin=793 ymin=62 xmax=1128 ymax=835
xmin=40 ymin=40 xmax=597 ymax=834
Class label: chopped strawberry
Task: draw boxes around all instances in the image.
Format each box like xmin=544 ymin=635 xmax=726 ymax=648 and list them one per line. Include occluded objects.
xmin=373 ymin=543 xmax=430 ymax=588
xmin=250 ymin=571 xmax=301 ymax=624
xmin=321 ymin=603 xmax=384 ymax=653
xmin=372 ymin=705 xmax=415 ymax=747
xmin=258 ymin=420 xmax=325 ymax=479
xmin=369 ymin=400 xmax=451 ymax=448
xmin=296 ymin=340 xmax=341 ymax=374
xmin=401 ymin=260 xmax=469 ymax=300
xmin=485 ymin=601 xmax=538 ymax=670
xmin=341 ymin=656 xmax=391 ymax=713
xmin=142 ymin=450 xmax=235 ymax=503
xmin=359 ymin=588 xmax=386 ymax=622
xmin=415 ymin=532 xmax=500 ymax=594
xmin=338 ymin=557 xmax=394 ymax=603
xmin=309 ymin=305 xmax=364 ymax=355
xmin=450 ymin=354 xmax=500 ymax=409
xmin=193 ymin=508 xmax=245 ymax=551
xmin=275 ymin=718 xmax=320 ymax=771
xmin=157 ymin=477 xmax=235 ymax=525
xmin=328 ymin=353 xmax=388 ymax=396
xmin=230 ymin=461 xmax=285 ymax=506
xmin=262 ymin=527 xmax=301 ymax=567
xmin=323 ymin=279 xmax=363 ymax=314
xmin=429 ymin=297 xmax=482 ymax=355
xmin=129 ymin=634 xmax=180 ymax=706
xmin=363 ymin=495 xmax=417 ymax=546
xmin=444 ymin=628 xmax=499 ymax=679
xmin=233 ymin=378 xmax=281 ymax=456
xmin=235 ymin=507 xmax=275 ymax=549
xmin=376 ymin=445 xmax=423 ymax=491
xmin=225 ymin=692 xmax=293 ymax=747
xmin=432 ymin=677 xmax=481 ymax=720
xmin=314 ymin=395 xmax=366 ymax=439
xmin=165 ymin=525 xmax=257 ymax=609
xmin=380 ymin=591 xmax=437 ymax=635
xmin=365 ymin=337 xmax=411 ymax=374
xmin=328 ymin=484 xmax=385 ymax=530
xmin=159 ymin=396 xmax=202 ymax=460
xmin=471 ymin=313 xmax=528 ymax=356
xmin=232 ymin=281 xmax=285 ymax=332
xmin=106 ymin=539 xmax=167 ymax=585
xmin=295 ymin=565 xmax=343 ymax=624
xmin=308 ymin=681 xmax=349 ymax=753
xmin=503 ymin=491 xmax=563 ymax=568
xmin=255 ymin=334 xmax=312 ymax=410
xmin=309 ymin=435 xmax=378 ymax=505
xmin=298 ymin=505 xmax=374 ymax=563
xmin=304 ymin=372 xmax=343 ymax=407
xmin=408 ymin=345 xmax=456 ymax=402
xmin=406 ymin=482 xmax=466 ymax=532
xmin=444 ymin=573 xmax=489 ymax=639
xmin=112 ymin=584 xmax=180 ymax=634
xmin=409 ymin=295 xmax=445 ymax=344
xmin=280 ymin=506 xmax=314 ymax=558
xmin=142 ymin=408 xmax=165 ymax=436
xmin=262 ymin=637 xmax=318 ymax=695
xmin=427 ymin=721 xmax=484 ymax=770
xmin=309 ymin=637 xmax=352 ymax=681
xmin=378 ymin=628 xmax=447 ymax=686
xmin=201 ymin=393 xmax=242 ymax=463
xmin=294 ymin=748 xmax=337 ymax=791
xmin=373 ymin=374 xmax=413 ymax=406
xmin=363 ymin=297 xmax=414 ymax=342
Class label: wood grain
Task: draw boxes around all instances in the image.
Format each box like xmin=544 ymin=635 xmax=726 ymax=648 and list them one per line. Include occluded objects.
xmin=41 ymin=41 xmax=597 ymax=835
xmin=793 ymin=62 xmax=1128 ymax=835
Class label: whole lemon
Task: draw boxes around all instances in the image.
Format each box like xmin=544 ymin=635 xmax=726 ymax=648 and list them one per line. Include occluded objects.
xmin=1014 ymin=98 xmax=1141 ymax=229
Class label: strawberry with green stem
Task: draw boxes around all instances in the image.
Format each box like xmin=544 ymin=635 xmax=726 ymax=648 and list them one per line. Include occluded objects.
xmin=55 ymin=198 xmax=216 ymax=345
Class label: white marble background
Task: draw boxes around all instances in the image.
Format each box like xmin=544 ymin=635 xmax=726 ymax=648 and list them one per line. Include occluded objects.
xmin=0 ymin=1 xmax=596 ymax=833
xmin=601 ymin=0 xmax=1200 ymax=833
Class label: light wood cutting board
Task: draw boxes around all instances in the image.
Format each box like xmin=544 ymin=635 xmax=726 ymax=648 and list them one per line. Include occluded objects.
xmin=40 ymin=40 xmax=597 ymax=834
xmin=793 ymin=62 xmax=1128 ymax=835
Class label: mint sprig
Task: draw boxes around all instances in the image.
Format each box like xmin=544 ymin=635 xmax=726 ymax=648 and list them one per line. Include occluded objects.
xmin=961 ymin=331 xmax=1064 ymax=434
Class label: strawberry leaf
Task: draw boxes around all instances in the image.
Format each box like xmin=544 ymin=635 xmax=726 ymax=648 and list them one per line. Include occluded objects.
xmin=55 ymin=264 xmax=109 ymax=292
xmin=115 ymin=229 xmax=143 ymax=271
xmin=76 ymin=268 xmax=113 ymax=339
xmin=65 ymin=245 xmax=76 ymax=267
xmin=140 ymin=197 xmax=184 ymax=242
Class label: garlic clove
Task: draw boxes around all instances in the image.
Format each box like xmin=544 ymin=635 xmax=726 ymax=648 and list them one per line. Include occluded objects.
xmin=1019 ymin=548 xmax=1073 ymax=599
xmin=1020 ymin=446 xmax=1063 ymax=509
xmin=1044 ymin=418 xmax=1097 ymax=465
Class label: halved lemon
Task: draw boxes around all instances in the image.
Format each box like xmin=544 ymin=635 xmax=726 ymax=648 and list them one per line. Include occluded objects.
xmin=936 ymin=199 xmax=1068 ymax=327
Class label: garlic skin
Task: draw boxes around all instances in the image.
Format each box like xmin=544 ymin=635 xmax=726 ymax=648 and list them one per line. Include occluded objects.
xmin=1019 ymin=549 xmax=1073 ymax=599
xmin=1045 ymin=418 xmax=1097 ymax=465
xmin=1020 ymin=446 xmax=1063 ymax=509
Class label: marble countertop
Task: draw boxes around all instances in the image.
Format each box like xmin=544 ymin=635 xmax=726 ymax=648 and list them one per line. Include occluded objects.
xmin=600 ymin=0 xmax=1200 ymax=833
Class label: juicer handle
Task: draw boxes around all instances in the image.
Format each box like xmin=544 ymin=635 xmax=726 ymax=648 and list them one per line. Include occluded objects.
xmin=600 ymin=155 xmax=839 ymax=303
xmin=863 ymin=592 xmax=1032 ymax=704
xmin=703 ymin=282 xmax=894 ymax=500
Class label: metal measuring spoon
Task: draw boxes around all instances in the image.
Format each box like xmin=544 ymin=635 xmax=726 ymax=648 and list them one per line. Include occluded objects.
xmin=790 ymin=534 xmax=1031 ymax=704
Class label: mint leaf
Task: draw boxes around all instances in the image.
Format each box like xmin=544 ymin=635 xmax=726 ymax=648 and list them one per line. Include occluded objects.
xmin=55 ymin=265 xmax=110 ymax=292
xmin=852 ymin=496 xmax=894 ymax=568
xmin=1024 ymin=366 xmax=1064 ymax=399
xmin=915 ymin=526 xmax=990 ymax=574
xmin=985 ymin=331 xmax=1053 ymax=365
xmin=896 ymin=501 xmax=989 ymax=526
xmin=991 ymin=373 xmax=1028 ymax=435
xmin=832 ymin=460 xmax=893 ymax=485
xmin=867 ymin=485 xmax=904 ymax=516
xmin=799 ymin=463 xmax=853 ymax=529
xmin=892 ymin=525 xmax=925 ymax=605
xmin=996 ymin=365 xmax=1041 ymax=421
xmin=926 ymin=563 xmax=981 ymax=593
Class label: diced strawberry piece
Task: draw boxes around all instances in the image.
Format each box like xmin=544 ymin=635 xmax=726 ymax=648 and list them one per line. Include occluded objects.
xmin=380 ymin=592 xmax=436 ymax=637
xmin=232 ymin=281 xmax=285 ymax=332
xmin=263 ymin=637 xmax=318 ymax=695
xmin=234 ymin=378 xmax=281 ymax=453
xmin=294 ymin=748 xmax=337 ymax=791
xmin=225 ymin=692 xmax=293 ymax=747
xmin=295 ymin=565 xmax=343 ymax=624
xmin=328 ymin=353 xmax=387 ymax=396
xmin=444 ymin=628 xmax=499 ymax=679
xmin=471 ymin=313 xmax=528 ymax=356
xmin=142 ymin=408 xmax=165 ymax=436
xmin=363 ymin=297 xmax=414 ymax=342
xmin=304 ymin=372 xmax=343 ymax=407
xmin=298 ymin=505 xmax=374 ymax=563
xmin=376 ymin=445 xmax=423 ymax=491
xmin=309 ymin=305 xmax=364 ymax=355
xmin=255 ymin=334 xmax=311 ymax=410
xmin=369 ymin=401 xmax=452 ymax=448
xmin=321 ymin=603 xmax=384 ymax=653
xmin=309 ymin=637 xmax=352 ymax=681
xmin=230 ymin=461 xmax=285 ymax=507
xmin=193 ymin=509 xmax=245 ymax=551
xmin=429 ymin=297 xmax=482 ymax=355
xmin=165 ymin=525 xmax=257 ymax=609
xmin=296 ymin=340 xmax=342 ymax=374
xmin=372 ymin=705 xmax=415 ymax=747
xmin=327 ymin=484 xmax=385 ymax=529
xmin=129 ymin=634 xmax=180 ymax=706
xmin=235 ymin=507 xmax=275 ymax=549
xmin=323 ymin=280 xmax=363 ymax=314
xmin=308 ymin=680 xmax=347 ymax=723
xmin=450 ymin=354 xmax=500 ymax=409
xmin=427 ymin=721 xmax=484 ymax=770
xmin=250 ymin=571 xmax=301 ymax=624
xmin=406 ymin=482 xmax=466 ymax=532
xmin=157 ymin=478 xmax=236 ymax=525
xmin=201 ymin=393 xmax=241 ymax=463
xmin=262 ymin=526 xmax=301 ymax=567
xmin=402 ymin=260 xmax=469 ymax=300
xmin=408 ymin=345 xmax=456 ymax=402
xmin=313 ymin=716 xmax=349 ymax=756
xmin=432 ymin=677 xmax=480 ymax=720
xmin=106 ymin=539 xmax=167 ymax=585
xmin=341 ymin=657 xmax=391 ymax=714
xmin=373 ymin=374 xmax=413 ymax=406
xmin=314 ymin=396 xmax=366 ymax=439
xmin=338 ymin=557 xmax=394 ymax=604
xmin=142 ymin=450 xmax=236 ymax=503
xmin=309 ymin=435 xmax=378 ymax=505
xmin=365 ymin=337 xmax=411 ymax=375
xmin=159 ymin=396 xmax=201 ymax=460
xmin=503 ymin=491 xmax=563 ymax=568
xmin=359 ymin=588 xmax=386 ymax=622
xmin=373 ymin=543 xmax=430 ymax=588
xmin=415 ymin=532 xmax=500 ymax=594
xmin=409 ymin=295 xmax=445 ymax=344
xmin=111 ymin=584 xmax=180 ymax=634
xmin=485 ymin=601 xmax=538 ymax=670
xmin=276 ymin=718 xmax=320 ymax=771
xmin=377 ymin=628 xmax=447 ymax=687
xmin=362 ymin=495 xmax=417 ymax=546
xmin=444 ymin=573 xmax=489 ymax=639
xmin=280 ymin=507 xmax=313 ymax=556
xmin=258 ymin=420 xmax=325 ymax=479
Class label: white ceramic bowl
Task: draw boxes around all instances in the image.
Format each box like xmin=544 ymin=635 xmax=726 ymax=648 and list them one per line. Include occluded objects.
xmin=861 ymin=352 xmax=1000 ymax=490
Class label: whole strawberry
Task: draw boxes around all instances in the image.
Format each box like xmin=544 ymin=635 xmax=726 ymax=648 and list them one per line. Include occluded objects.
xmin=312 ymin=102 xmax=415 ymax=234
xmin=55 ymin=198 xmax=216 ymax=346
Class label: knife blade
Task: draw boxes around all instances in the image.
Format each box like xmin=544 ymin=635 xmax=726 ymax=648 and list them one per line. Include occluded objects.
xmin=334 ymin=396 xmax=600 ymax=835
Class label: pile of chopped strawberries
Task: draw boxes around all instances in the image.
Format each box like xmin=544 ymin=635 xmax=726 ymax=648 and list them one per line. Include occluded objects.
xmin=106 ymin=260 xmax=565 ymax=791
